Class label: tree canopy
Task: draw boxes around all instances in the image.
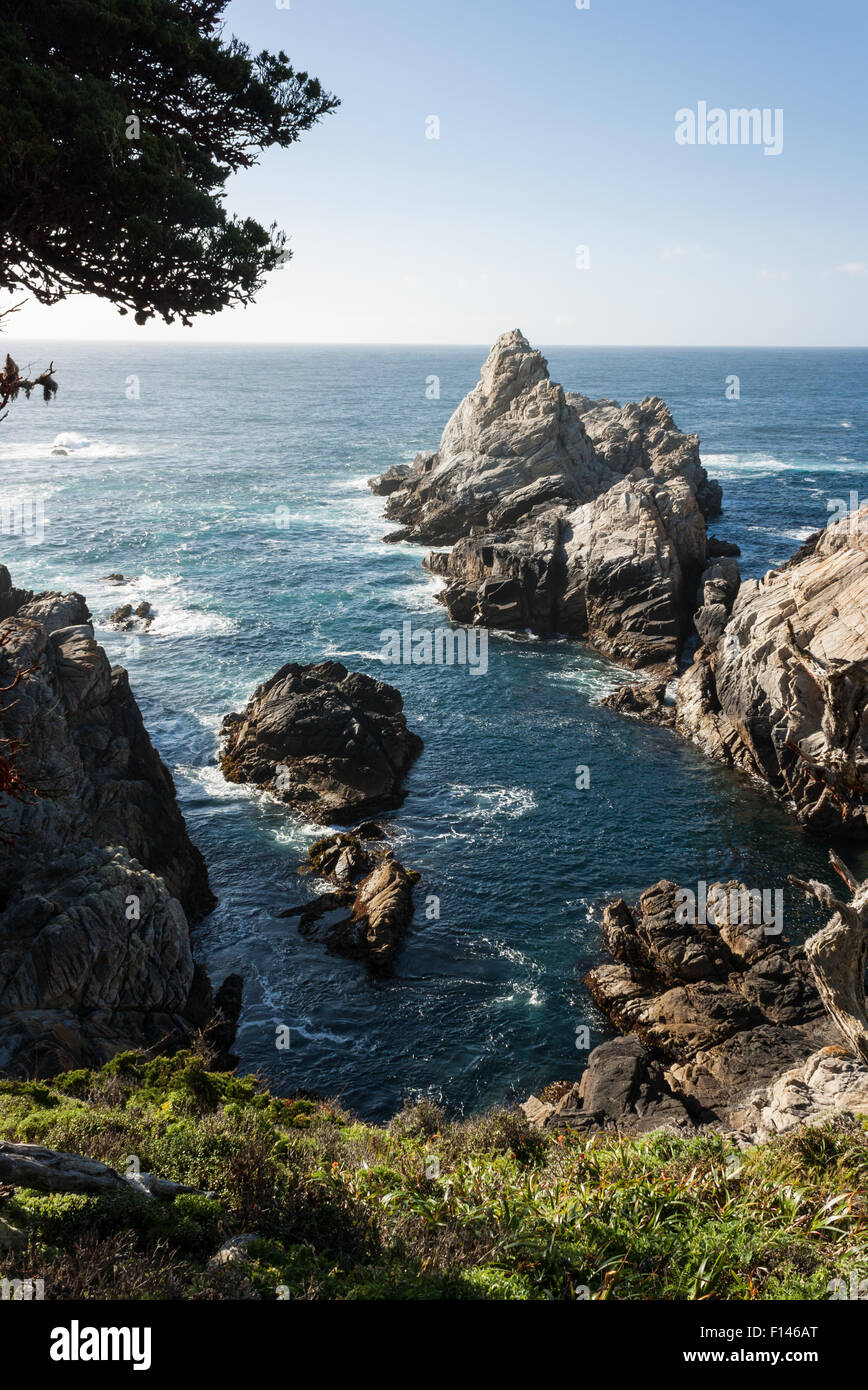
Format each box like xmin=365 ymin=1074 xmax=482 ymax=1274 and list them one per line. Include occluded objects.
xmin=0 ymin=0 xmax=339 ymax=324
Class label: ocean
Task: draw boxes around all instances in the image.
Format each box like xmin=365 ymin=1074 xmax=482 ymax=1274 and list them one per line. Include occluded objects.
xmin=1 ymin=342 xmax=866 ymax=1120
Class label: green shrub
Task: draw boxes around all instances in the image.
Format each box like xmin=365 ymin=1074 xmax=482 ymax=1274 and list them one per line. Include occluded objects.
xmin=0 ymin=1052 xmax=864 ymax=1301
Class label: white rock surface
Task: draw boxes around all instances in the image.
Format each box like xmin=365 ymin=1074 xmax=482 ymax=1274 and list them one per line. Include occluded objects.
xmin=676 ymin=510 xmax=868 ymax=836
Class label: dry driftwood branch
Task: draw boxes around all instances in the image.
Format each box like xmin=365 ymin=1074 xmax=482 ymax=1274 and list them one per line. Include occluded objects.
xmin=790 ymin=851 xmax=868 ymax=1065
xmin=0 ymin=1141 xmax=213 ymax=1202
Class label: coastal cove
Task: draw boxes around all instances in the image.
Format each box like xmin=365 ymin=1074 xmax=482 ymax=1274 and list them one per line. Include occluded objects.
xmin=2 ymin=342 xmax=867 ymax=1121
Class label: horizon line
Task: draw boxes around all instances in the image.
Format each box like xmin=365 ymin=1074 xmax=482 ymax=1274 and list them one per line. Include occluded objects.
xmin=5 ymin=338 xmax=868 ymax=350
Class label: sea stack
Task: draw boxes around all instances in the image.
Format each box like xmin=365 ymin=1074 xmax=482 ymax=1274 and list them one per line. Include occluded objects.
xmin=370 ymin=330 xmax=727 ymax=673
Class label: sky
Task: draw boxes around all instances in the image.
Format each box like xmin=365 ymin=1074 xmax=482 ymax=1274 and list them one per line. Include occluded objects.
xmin=7 ymin=0 xmax=868 ymax=345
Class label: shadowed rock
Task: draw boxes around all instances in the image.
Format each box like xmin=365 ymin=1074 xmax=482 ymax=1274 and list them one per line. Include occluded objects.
xmin=522 ymin=1036 xmax=695 ymax=1135
xmin=220 ymin=661 xmax=423 ymax=824
xmin=0 ymin=585 xmax=214 ymax=915
xmin=0 ymin=569 xmax=227 ymax=1077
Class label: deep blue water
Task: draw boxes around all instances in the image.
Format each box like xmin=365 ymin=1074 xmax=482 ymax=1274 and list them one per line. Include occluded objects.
xmin=1 ymin=343 xmax=866 ymax=1120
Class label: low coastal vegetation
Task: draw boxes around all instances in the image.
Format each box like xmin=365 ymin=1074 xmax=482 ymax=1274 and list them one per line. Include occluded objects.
xmin=1 ymin=1050 xmax=865 ymax=1301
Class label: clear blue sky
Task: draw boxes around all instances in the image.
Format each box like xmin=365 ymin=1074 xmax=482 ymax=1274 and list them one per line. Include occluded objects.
xmin=11 ymin=0 xmax=868 ymax=344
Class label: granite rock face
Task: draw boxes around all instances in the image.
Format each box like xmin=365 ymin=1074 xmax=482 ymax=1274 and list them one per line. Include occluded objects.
xmin=0 ymin=570 xmax=225 ymax=1077
xmin=0 ymin=578 xmax=214 ymax=916
xmin=567 ymin=390 xmax=722 ymax=519
xmin=735 ymin=1046 xmax=868 ymax=1141
xmin=220 ymin=661 xmax=423 ymax=824
xmin=676 ymin=512 xmax=868 ymax=838
xmin=371 ymin=331 xmax=723 ymax=671
xmin=585 ymin=880 xmax=835 ymax=1126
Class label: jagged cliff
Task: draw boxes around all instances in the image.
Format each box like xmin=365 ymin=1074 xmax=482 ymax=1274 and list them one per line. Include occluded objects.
xmin=0 ymin=565 xmax=234 ymax=1076
xmin=371 ymin=330 xmax=725 ymax=671
xmin=675 ymin=511 xmax=868 ymax=838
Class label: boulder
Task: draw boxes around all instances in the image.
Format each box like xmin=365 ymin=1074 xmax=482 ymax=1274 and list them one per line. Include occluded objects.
xmin=522 ymin=1036 xmax=694 ymax=1135
xmin=220 ymin=661 xmax=423 ymax=823
xmin=601 ymin=680 xmax=675 ymax=728
xmin=734 ymin=1045 xmax=868 ymax=1140
xmin=106 ymin=599 xmax=153 ymax=631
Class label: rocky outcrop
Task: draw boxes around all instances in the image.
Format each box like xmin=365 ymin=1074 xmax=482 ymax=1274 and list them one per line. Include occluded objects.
xmin=371 ymin=331 xmax=725 ymax=671
xmin=676 ymin=512 xmax=868 ymax=838
xmin=566 ymin=390 xmax=722 ymax=520
xmin=220 ymin=661 xmax=422 ymax=824
xmin=0 ymin=843 xmax=204 ymax=1076
xmin=585 ymin=880 xmax=835 ymax=1127
xmin=106 ymin=600 xmax=153 ymax=631
xmin=735 ymin=1046 xmax=868 ymax=1142
xmin=522 ymin=1035 xmax=694 ymax=1135
xmin=528 ymin=852 xmax=868 ymax=1141
xmin=281 ymin=828 xmax=419 ymax=966
xmin=0 ymin=582 xmax=214 ymax=916
xmin=0 ymin=569 xmax=227 ymax=1077
xmin=601 ymin=680 xmax=675 ymax=728
xmin=691 ymin=555 xmax=740 ymax=648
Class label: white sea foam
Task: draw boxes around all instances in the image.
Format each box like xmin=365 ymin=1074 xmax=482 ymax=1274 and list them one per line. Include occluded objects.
xmin=477 ymin=938 xmax=536 ymax=970
xmin=493 ymin=984 xmax=545 ymax=1007
xmin=147 ymin=606 xmax=236 ymax=638
xmin=705 ymin=452 xmax=853 ymax=476
xmin=289 ymin=1020 xmax=355 ymax=1047
xmin=179 ymin=760 xmax=324 ymax=836
xmin=778 ymin=526 xmax=816 ymax=542
xmin=271 ymin=819 xmax=331 ymax=847
xmin=745 ymin=524 xmax=816 ymax=542
xmin=548 ymin=663 xmax=627 ymax=699
xmin=386 ymin=574 xmax=445 ymax=608
xmin=53 ymin=431 xmax=91 ymax=450
xmin=321 ymin=643 xmax=384 ymax=662
xmin=93 ymin=572 xmax=236 ymax=639
xmin=492 ymin=628 xmax=543 ymax=643
xmin=175 ymin=763 xmax=261 ymax=802
xmin=1 ymin=434 xmax=138 ymax=465
xmin=447 ymin=783 xmax=537 ymax=819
